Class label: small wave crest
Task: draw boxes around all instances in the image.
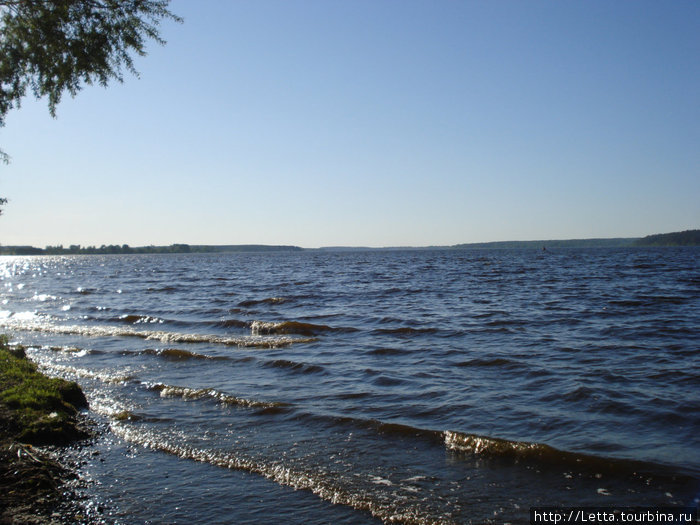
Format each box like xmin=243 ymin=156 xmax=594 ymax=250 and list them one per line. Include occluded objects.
xmin=146 ymin=286 xmax=181 ymax=293
xmin=318 ymin=415 xmax=442 ymax=443
xmin=263 ymin=359 xmax=326 ymax=374
xmin=371 ymin=327 xmax=438 ymax=336
xmin=453 ymin=357 xmax=518 ymax=368
xmin=366 ymin=348 xmax=409 ymax=356
xmin=238 ymin=297 xmax=288 ymax=307
xmin=122 ymin=348 xmax=231 ymax=361
xmin=42 ymin=345 xmax=94 ymax=356
xmin=1 ymin=318 xmax=316 ymax=348
xmin=40 ymin=362 xmax=134 ymax=384
xmin=115 ymin=314 xmax=165 ymax=324
xmin=146 ymin=382 xmax=290 ymax=411
xmin=443 ymin=431 xmax=691 ymax=480
xmin=0 ymin=310 xmax=42 ymax=322
xmin=445 ymin=431 xmax=554 ymax=459
xmin=214 ymin=318 xmax=249 ymax=329
xmin=251 ymin=320 xmax=340 ymax=336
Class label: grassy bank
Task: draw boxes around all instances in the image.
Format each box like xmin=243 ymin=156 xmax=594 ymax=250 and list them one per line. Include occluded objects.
xmin=0 ymin=335 xmax=93 ymax=524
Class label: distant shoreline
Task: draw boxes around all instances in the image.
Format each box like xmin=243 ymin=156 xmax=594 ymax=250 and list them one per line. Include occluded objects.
xmin=1 ymin=229 xmax=697 ymax=255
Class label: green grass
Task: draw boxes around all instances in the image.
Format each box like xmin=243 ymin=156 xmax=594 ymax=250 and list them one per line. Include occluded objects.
xmin=0 ymin=335 xmax=89 ymax=444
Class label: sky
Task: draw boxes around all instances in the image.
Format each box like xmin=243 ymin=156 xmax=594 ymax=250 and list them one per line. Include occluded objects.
xmin=1 ymin=0 xmax=698 ymax=248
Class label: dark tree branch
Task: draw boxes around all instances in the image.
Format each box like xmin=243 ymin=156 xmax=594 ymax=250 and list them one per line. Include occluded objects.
xmin=0 ymin=0 xmax=180 ymax=213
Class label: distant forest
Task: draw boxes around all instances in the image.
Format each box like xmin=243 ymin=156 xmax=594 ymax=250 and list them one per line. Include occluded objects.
xmin=450 ymin=230 xmax=699 ymax=250
xmin=0 ymin=244 xmax=303 ymax=255
xmin=0 ymin=230 xmax=697 ymax=255
xmin=633 ymin=229 xmax=700 ymax=247
xmin=450 ymin=238 xmax=637 ymax=250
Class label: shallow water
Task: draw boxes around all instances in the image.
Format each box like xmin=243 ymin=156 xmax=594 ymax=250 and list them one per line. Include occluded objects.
xmin=1 ymin=248 xmax=698 ymax=523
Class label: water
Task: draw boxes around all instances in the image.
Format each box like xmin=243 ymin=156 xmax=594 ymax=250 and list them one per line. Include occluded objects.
xmin=1 ymin=248 xmax=698 ymax=524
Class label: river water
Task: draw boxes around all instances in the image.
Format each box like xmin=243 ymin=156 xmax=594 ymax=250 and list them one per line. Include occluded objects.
xmin=1 ymin=248 xmax=698 ymax=524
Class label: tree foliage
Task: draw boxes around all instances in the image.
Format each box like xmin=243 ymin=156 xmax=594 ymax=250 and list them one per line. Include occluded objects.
xmin=0 ymin=0 xmax=181 ymax=164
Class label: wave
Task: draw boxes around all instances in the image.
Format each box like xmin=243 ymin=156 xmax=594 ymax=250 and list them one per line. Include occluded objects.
xmin=41 ymin=345 xmax=96 ymax=356
xmin=294 ymin=413 xmax=443 ymax=443
xmin=371 ymin=327 xmax=438 ymax=335
xmin=453 ymin=357 xmax=518 ymax=368
xmin=0 ymin=310 xmax=41 ymax=322
xmin=238 ymin=297 xmax=288 ymax=307
xmin=284 ymin=410 xmax=695 ymax=481
xmin=372 ymin=375 xmax=406 ymax=387
xmin=80 ymin=313 xmax=199 ymax=329
xmin=365 ymin=347 xmax=409 ymax=356
xmin=378 ymin=287 xmax=426 ymax=296
xmin=107 ymin=404 xmax=695 ymax=524
xmin=637 ymin=294 xmax=687 ymax=305
xmin=609 ymin=295 xmax=688 ymax=307
xmin=332 ymin=391 xmax=371 ymax=400
xmin=111 ymin=424 xmax=455 ymax=525
xmin=472 ymin=310 xmax=510 ymax=319
xmin=145 ymin=382 xmax=290 ymax=411
xmin=251 ymin=320 xmax=351 ymax=336
xmin=485 ymin=318 xmax=529 ymax=327
xmin=115 ymin=314 xmax=165 ymax=324
xmin=443 ymin=431 xmax=692 ymax=479
xmin=214 ymin=318 xmax=249 ymax=329
xmin=40 ymin=362 xmax=134 ymax=385
xmin=0 ymin=318 xmax=316 ymax=348
xmin=145 ymin=286 xmax=181 ymax=293
xmin=262 ymin=359 xmax=326 ymax=375
xmin=122 ymin=348 xmax=231 ymax=361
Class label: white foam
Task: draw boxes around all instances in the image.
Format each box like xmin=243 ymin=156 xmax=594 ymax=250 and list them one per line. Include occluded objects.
xmin=11 ymin=311 xmax=39 ymax=321
xmin=369 ymin=475 xmax=393 ymax=486
xmin=40 ymin=362 xmax=133 ymax=384
xmin=33 ymin=293 xmax=57 ymax=302
xmin=251 ymin=320 xmax=279 ymax=335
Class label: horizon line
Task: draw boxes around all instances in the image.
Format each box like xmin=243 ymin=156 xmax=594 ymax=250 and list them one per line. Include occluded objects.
xmin=2 ymin=229 xmax=699 ymax=252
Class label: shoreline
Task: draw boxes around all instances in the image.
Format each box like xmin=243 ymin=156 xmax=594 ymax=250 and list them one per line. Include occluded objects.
xmin=0 ymin=416 xmax=97 ymax=524
xmin=0 ymin=339 xmax=98 ymax=524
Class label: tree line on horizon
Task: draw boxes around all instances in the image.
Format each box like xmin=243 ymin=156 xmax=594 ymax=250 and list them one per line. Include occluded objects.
xmin=0 ymin=244 xmax=305 ymax=255
xmin=0 ymin=243 xmax=193 ymax=255
xmin=633 ymin=229 xmax=700 ymax=247
xmin=1 ymin=230 xmax=698 ymax=256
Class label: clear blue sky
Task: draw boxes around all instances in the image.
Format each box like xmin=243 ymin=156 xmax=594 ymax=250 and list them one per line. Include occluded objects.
xmin=1 ymin=0 xmax=698 ymax=248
